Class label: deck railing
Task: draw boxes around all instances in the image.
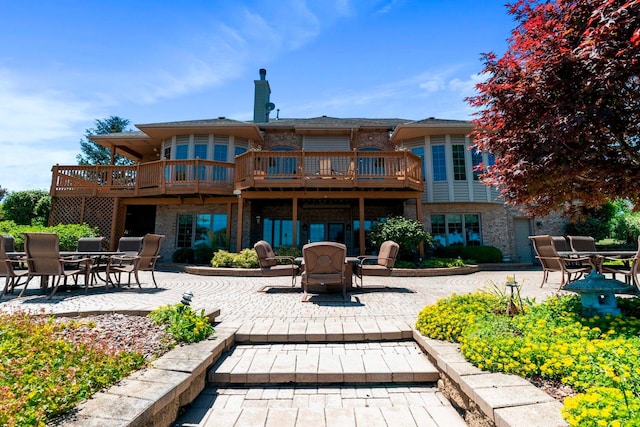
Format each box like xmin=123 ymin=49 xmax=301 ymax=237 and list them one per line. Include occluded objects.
xmin=50 ymin=151 xmax=423 ymax=197
xmin=235 ymin=150 xmax=423 ymax=191
xmin=51 ymin=160 xmax=235 ymax=197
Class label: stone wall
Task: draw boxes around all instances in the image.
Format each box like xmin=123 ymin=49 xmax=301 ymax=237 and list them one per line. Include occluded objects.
xmin=261 ymin=129 xmax=396 ymax=151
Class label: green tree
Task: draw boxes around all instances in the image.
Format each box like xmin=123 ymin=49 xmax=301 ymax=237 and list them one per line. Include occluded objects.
xmin=368 ymin=216 xmax=433 ymax=261
xmin=564 ymin=202 xmax=616 ymax=241
xmin=609 ymin=199 xmax=640 ymax=243
xmin=77 ymin=116 xmax=133 ymax=165
xmin=1 ymin=190 xmax=51 ymax=225
xmin=0 ymin=185 xmax=7 ymax=201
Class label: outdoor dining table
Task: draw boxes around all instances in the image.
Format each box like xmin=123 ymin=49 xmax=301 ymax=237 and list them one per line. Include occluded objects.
xmin=61 ymin=251 xmax=126 ymax=285
xmin=6 ymin=251 xmax=125 ymax=287
xmin=557 ymin=250 xmax=637 ymax=274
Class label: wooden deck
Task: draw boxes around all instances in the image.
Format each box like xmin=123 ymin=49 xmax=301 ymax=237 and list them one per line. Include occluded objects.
xmin=50 ymin=151 xmax=423 ymax=197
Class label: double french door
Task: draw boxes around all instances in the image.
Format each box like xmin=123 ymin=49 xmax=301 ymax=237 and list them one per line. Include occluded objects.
xmin=308 ymin=223 xmax=346 ymax=244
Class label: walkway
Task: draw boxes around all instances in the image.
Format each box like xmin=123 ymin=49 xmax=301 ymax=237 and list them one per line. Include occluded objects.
xmin=0 ymin=267 xmax=566 ymax=426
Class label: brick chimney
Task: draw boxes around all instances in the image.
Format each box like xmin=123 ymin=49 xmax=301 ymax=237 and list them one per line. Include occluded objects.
xmin=253 ymin=68 xmax=273 ymax=123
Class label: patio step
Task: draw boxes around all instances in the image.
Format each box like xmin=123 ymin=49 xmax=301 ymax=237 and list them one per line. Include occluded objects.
xmin=192 ymin=385 xmax=467 ymax=427
xmin=233 ymin=319 xmax=415 ymax=343
xmin=209 ymin=342 xmax=439 ymax=386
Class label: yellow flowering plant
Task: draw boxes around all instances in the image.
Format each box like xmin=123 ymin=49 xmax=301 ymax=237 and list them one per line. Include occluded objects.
xmin=416 ymin=293 xmax=640 ymax=426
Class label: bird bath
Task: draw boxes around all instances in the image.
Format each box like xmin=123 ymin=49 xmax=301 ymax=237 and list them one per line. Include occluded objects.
xmin=563 ymin=270 xmax=638 ymax=317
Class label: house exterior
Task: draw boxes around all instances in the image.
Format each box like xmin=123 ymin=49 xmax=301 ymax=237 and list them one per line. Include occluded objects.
xmin=49 ymin=69 xmax=552 ymax=263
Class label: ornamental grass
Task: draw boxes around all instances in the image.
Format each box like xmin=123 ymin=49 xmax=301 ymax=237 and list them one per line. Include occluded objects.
xmin=0 ymin=312 xmax=146 ymax=427
xmin=416 ymin=292 xmax=640 ymax=426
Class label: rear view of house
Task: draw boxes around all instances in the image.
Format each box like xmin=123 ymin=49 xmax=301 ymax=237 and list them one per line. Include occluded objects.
xmin=49 ymin=69 xmax=540 ymax=263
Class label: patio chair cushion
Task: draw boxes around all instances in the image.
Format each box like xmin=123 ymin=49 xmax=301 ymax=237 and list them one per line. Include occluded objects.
xmin=254 ymin=240 xmax=278 ymax=267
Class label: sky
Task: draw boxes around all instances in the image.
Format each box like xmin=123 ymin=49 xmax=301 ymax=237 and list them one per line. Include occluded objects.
xmin=0 ymin=0 xmax=516 ymax=193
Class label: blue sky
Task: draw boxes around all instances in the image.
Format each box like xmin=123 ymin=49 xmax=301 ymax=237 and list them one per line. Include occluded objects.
xmin=0 ymin=0 xmax=514 ymax=192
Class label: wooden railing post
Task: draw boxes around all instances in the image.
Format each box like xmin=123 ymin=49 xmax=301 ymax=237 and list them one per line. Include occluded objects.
xmin=50 ymin=164 xmax=59 ymax=196
xmin=195 ymin=158 xmax=200 ymax=193
xmin=301 ymin=150 xmax=307 ymax=184
xmin=134 ymin=163 xmax=140 ymax=196
xmin=161 ymin=160 xmax=167 ymax=193
xmin=93 ymin=165 xmax=100 ymax=197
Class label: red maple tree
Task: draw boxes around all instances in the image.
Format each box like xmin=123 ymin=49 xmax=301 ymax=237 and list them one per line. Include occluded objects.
xmin=469 ymin=0 xmax=640 ymax=217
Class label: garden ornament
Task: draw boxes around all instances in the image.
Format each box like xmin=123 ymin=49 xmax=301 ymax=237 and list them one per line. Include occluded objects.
xmin=563 ymin=270 xmax=638 ymax=317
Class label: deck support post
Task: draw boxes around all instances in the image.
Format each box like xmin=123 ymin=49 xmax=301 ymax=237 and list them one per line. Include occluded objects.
xmin=235 ymin=192 xmax=243 ymax=252
xmin=292 ymin=197 xmax=298 ymax=248
xmin=359 ymin=197 xmax=365 ymax=256
xmin=416 ymin=196 xmax=424 ymax=259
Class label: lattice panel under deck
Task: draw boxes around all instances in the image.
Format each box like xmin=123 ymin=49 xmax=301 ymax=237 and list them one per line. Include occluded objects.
xmin=50 ymin=197 xmax=117 ymax=247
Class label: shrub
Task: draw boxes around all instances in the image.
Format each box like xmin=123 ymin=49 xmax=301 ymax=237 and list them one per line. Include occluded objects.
xmin=0 ymin=221 xmax=98 ymax=250
xmin=368 ymin=215 xmax=433 ymax=261
xmin=51 ymin=223 xmax=99 ymax=250
xmin=274 ymin=245 xmax=302 ymax=259
xmin=234 ymin=248 xmax=259 ymax=268
xmin=148 ymin=304 xmax=214 ymax=343
xmin=211 ymin=250 xmax=236 ymax=267
xmin=394 ymin=257 xmax=468 ymax=268
xmin=193 ymin=242 xmax=214 ymax=265
xmin=1 ymin=190 xmax=51 ymax=225
xmin=172 ymin=247 xmax=194 ymax=263
xmin=420 ymin=257 xmax=468 ymax=268
xmin=0 ymin=312 xmax=145 ymax=426
xmin=564 ymin=202 xmax=616 ymax=242
xmin=434 ymin=245 xmax=502 ymax=263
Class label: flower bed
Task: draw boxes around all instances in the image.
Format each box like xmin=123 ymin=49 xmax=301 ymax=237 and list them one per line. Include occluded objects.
xmin=416 ymin=293 xmax=640 ymax=426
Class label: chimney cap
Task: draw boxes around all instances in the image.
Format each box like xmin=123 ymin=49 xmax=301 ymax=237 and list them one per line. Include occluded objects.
xmin=259 ymin=68 xmax=267 ymax=80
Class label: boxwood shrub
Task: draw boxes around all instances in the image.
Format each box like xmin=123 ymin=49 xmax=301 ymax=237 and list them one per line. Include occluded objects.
xmin=434 ymin=244 xmax=502 ymax=263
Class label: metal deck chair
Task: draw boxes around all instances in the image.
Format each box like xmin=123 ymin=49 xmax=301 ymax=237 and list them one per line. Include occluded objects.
xmin=106 ymin=234 xmax=164 ymax=288
xmin=20 ymin=232 xmax=91 ymax=299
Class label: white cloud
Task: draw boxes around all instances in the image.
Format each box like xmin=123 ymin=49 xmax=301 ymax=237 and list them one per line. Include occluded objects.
xmin=0 ymin=142 xmax=78 ymax=191
xmin=110 ymin=1 xmax=327 ymax=106
xmin=375 ymin=0 xmax=402 ymax=15
xmin=0 ymin=69 xmax=97 ymax=191
xmin=0 ymin=69 xmax=95 ymax=143
xmin=279 ymin=67 xmax=482 ymax=120
xmin=448 ymin=72 xmax=488 ymax=96
xmin=419 ymin=78 xmax=446 ymax=93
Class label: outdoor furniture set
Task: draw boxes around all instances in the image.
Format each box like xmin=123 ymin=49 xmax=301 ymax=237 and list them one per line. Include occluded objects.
xmin=530 ymin=234 xmax=640 ymax=289
xmin=0 ymin=233 xmax=164 ymax=299
xmin=254 ymin=239 xmax=399 ymax=301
